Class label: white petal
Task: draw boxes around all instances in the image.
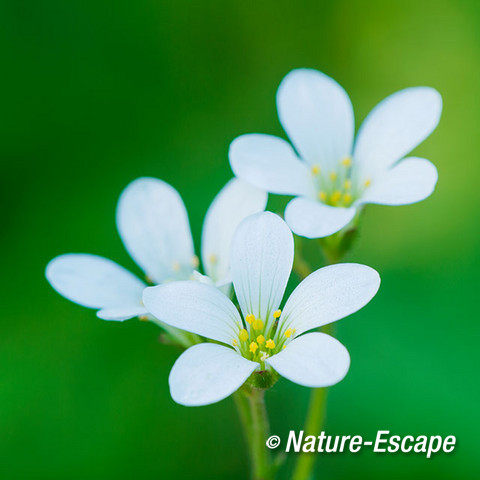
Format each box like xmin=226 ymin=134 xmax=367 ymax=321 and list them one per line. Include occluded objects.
xmin=359 ymin=157 xmax=438 ymax=206
xmin=354 ymin=87 xmax=442 ymax=180
xmin=116 ymin=177 xmax=195 ymax=284
xmin=97 ymin=306 xmax=148 ymax=321
xmin=277 ymin=69 xmax=354 ymax=170
xmin=216 ymin=277 xmax=233 ymax=297
xmin=201 ymin=178 xmax=268 ymax=283
xmin=279 ymin=263 xmax=380 ymax=336
xmin=266 ymin=332 xmax=350 ymax=388
xmin=142 ymin=281 xmax=242 ymax=344
xmin=169 ymin=343 xmax=258 ymax=406
xmin=284 ymin=197 xmax=356 ymax=238
xmin=191 ymin=270 xmax=233 ymax=295
xmin=215 ymin=273 xmax=232 ymax=288
xmin=229 ymin=134 xmax=313 ymax=196
xmin=46 ymin=254 xmax=146 ymax=318
xmin=191 ymin=270 xmax=215 ymax=286
xmin=231 ymin=212 xmax=293 ymax=332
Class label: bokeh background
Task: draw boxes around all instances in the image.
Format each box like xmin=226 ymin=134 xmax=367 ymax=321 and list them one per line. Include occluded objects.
xmin=1 ymin=0 xmax=479 ymax=478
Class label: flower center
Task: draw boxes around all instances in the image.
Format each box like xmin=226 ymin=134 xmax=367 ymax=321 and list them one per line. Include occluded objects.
xmin=311 ymin=156 xmax=371 ymax=208
xmin=232 ymin=310 xmax=295 ymax=366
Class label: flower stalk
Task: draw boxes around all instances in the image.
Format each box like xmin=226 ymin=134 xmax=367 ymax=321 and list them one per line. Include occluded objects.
xmin=249 ymin=388 xmax=272 ymax=480
xmin=291 ymin=322 xmax=336 ymax=480
xmin=291 ymin=387 xmax=329 ymax=480
xmin=235 ymin=387 xmax=273 ymax=480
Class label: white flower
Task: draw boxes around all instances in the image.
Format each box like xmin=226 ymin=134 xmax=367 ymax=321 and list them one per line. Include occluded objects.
xmin=229 ymin=68 xmax=442 ymax=238
xmin=46 ymin=177 xmax=267 ymax=321
xmin=142 ymin=212 xmax=380 ymax=406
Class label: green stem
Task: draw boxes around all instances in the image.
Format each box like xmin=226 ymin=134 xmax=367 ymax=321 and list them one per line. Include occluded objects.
xmin=248 ymin=389 xmax=272 ymax=480
xmin=235 ymin=388 xmax=272 ymax=480
xmin=291 ymin=324 xmax=335 ymax=480
xmin=233 ymin=390 xmax=252 ymax=446
xmin=291 ymin=388 xmax=329 ymax=480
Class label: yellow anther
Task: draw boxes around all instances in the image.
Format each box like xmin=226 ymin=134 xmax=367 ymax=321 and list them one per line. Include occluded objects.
xmin=329 ymin=172 xmax=337 ymax=181
xmin=172 ymin=261 xmax=181 ymax=272
xmin=341 ymin=156 xmax=352 ymax=167
xmin=311 ymin=165 xmax=320 ymax=175
xmin=282 ymin=345 xmax=287 ymax=350
xmin=139 ymin=315 xmax=149 ymax=322
xmin=343 ymin=193 xmax=353 ymax=205
xmin=208 ymin=254 xmax=217 ymax=264
xmin=239 ymin=329 xmax=249 ymax=342
xmin=273 ymin=309 xmax=282 ymax=319
xmin=330 ymin=190 xmax=342 ymax=205
xmin=265 ymin=339 xmax=275 ymax=349
xmin=344 ymin=179 xmax=352 ymax=190
xmin=191 ymin=255 xmax=199 ymax=268
xmin=252 ymin=319 xmax=264 ymax=331
xmin=293 ymin=329 xmax=297 ymax=335
xmin=232 ymin=339 xmax=238 ymax=347
xmin=249 ymin=342 xmax=259 ymax=354
xmin=245 ymin=314 xmax=255 ymax=324
xmin=284 ymin=328 xmax=293 ymax=338
xmin=364 ymin=178 xmax=371 ymax=187
xmin=256 ymin=335 xmax=265 ymax=345
xmin=318 ymin=191 xmax=327 ymax=202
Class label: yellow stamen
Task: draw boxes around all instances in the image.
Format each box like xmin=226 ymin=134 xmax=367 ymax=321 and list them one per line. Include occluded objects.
xmin=318 ymin=191 xmax=327 ymax=202
xmin=208 ymin=254 xmax=217 ymax=264
xmin=172 ymin=261 xmax=181 ymax=272
xmin=341 ymin=156 xmax=352 ymax=167
xmin=330 ymin=190 xmax=342 ymax=205
xmin=311 ymin=165 xmax=320 ymax=175
xmin=329 ymin=172 xmax=337 ymax=181
xmin=344 ymin=179 xmax=352 ymax=190
xmin=265 ymin=339 xmax=275 ymax=349
xmin=191 ymin=255 xmax=199 ymax=268
xmin=282 ymin=345 xmax=287 ymax=350
xmin=252 ymin=319 xmax=264 ymax=331
xmin=139 ymin=315 xmax=149 ymax=322
xmin=343 ymin=193 xmax=353 ymax=205
xmin=245 ymin=314 xmax=255 ymax=324
xmin=239 ymin=329 xmax=249 ymax=342
xmin=232 ymin=339 xmax=238 ymax=347
xmin=273 ymin=309 xmax=282 ymax=319
xmin=256 ymin=335 xmax=265 ymax=345
xmin=284 ymin=328 xmax=293 ymax=338
xmin=249 ymin=342 xmax=259 ymax=353
xmin=364 ymin=178 xmax=371 ymax=188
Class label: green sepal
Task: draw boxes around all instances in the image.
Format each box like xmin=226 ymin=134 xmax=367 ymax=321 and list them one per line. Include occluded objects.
xmin=246 ymin=368 xmax=280 ymax=390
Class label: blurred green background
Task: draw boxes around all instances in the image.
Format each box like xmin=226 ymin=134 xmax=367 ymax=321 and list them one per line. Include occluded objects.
xmin=1 ymin=0 xmax=479 ymax=478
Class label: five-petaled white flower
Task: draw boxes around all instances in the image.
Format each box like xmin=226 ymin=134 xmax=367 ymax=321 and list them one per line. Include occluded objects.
xmin=142 ymin=212 xmax=380 ymax=406
xmin=229 ymin=68 xmax=442 ymax=238
xmin=46 ymin=177 xmax=267 ymax=321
